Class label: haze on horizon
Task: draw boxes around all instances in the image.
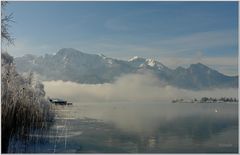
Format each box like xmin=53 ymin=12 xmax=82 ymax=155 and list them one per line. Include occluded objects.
xmin=43 ymin=74 xmax=238 ymax=103
xmin=4 ymin=1 xmax=238 ymax=76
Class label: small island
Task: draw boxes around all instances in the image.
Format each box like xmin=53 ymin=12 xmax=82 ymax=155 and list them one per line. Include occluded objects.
xmin=172 ymin=97 xmax=238 ymax=104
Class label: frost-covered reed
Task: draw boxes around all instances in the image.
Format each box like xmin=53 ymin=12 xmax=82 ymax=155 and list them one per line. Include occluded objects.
xmin=1 ymin=52 xmax=55 ymax=153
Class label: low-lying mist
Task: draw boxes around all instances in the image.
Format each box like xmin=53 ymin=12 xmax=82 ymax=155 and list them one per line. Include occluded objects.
xmin=43 ymin=73 xmax=238 ymax=103
xmin=43 ymin=73 xmax=238 ymax=135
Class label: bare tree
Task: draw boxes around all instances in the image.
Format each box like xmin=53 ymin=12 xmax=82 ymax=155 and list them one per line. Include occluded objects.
xmin=1 ymin=1 xmax=14 ymax=45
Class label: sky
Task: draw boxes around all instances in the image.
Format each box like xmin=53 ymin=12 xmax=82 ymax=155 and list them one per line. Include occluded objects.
xmin=3 ymin=1 xmax=238 ymax=75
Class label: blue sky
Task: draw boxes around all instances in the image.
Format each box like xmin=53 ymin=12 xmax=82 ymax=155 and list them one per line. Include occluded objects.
xmin=4 ymin=1 xmax=238 ymax=75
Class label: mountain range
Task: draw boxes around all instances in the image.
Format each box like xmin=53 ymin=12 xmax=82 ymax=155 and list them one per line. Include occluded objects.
xmin=14 ymin=48 xmax=238 ymax=90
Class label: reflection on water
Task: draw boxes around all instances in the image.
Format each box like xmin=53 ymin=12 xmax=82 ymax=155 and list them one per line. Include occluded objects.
xmin=9 ymin=102 xmax=238 ymax=153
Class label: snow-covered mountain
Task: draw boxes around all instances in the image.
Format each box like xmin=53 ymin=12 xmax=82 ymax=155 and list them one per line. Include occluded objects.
xmin=128 ymin=56 xmax=167 ymax=70
xmin=14 ymin=48 xmax=238 ymax=90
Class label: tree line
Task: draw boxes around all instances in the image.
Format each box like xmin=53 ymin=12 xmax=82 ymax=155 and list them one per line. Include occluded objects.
xmin=172 ymin=97 xmax=238 ymax=103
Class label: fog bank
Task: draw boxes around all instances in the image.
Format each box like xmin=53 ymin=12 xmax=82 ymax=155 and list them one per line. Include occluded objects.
xmin=43 ymin=73 xmax=238 ymax=103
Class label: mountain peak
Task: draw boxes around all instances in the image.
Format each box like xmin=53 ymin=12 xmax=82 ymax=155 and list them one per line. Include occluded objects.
xmin=14 ymin=49 xmax=238 ymax=90
xmin=145 ymin=58 xmax=165 ymax=70
xmin=189 ymin=62 xmax=209 ymax=69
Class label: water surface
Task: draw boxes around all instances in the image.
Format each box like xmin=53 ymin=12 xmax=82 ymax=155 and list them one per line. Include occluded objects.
xmin=9 ymin=102 xmax=238 ymax=153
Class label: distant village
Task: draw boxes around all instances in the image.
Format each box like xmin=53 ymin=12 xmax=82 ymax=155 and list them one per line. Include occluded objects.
xmin=172 ymin=97 xmax=238 ymax=103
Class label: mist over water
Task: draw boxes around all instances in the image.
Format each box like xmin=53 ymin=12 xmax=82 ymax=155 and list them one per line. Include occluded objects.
xmin=64 ymin=102 xmax=237 ymax=135
xmin=43 ymin=73 xmax=238 ymax=103
xmin=39 ymin=73 xmax=238 ymax=153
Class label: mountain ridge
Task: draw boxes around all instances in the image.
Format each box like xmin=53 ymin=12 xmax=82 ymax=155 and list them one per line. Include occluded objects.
xmin=14 ymin=48 xmax=238 ymax=90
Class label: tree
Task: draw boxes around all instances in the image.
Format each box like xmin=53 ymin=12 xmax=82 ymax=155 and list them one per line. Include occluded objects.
xmin=1 ymin=2 xmax=55 ymax=153
xmin=1 ymin=52 xmax=55 ymax=153
xmin=1 ymin=1 xmax=14 ymax=45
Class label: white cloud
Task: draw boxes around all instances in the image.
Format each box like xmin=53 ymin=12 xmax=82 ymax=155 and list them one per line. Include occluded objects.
xmin=43 ymin=73 xmax=238 ymax=103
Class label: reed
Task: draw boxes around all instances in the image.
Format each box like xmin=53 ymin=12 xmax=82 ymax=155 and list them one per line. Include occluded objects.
xmin=1 ymin=53 xmax=55 ymax=153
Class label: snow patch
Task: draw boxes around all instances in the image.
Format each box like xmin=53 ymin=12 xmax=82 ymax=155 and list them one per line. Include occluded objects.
xmin=108 ymin=59 xmax=113 ymax=64
xmin=146 ymin=59 xmax=156 ymax=67
xmin=128 ymin=56 xmax=140 ymax=62
xmin=63 ymin=56 xmax=69 ymax=68
xmin=145 ymin=59 xmax=164 ymax=70
xmin=99 ymin=54 xmax=107 ymax=59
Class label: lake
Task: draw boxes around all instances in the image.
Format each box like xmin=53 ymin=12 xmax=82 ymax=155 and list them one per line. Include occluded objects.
xmin=9 ymin=102 xmax=238 ymax=153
